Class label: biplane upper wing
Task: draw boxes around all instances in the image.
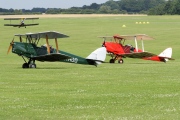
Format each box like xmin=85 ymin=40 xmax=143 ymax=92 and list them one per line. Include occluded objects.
xmin=32 ymin=53 xmax=71 ymax=62
xmin=98 ymin=34 xmax=154 ymax=40
xmin=34 ymin=31 xmax=69 ymax=39
xmin=98 ymin=36 xmax=113 ymax=39
xmin=24 ymin=18 xmax=39 ymax=20
xmin=121 ymin=52 xmax=157 ymax=58
xmin=118 ymin=34 xmax=154 ymax=40
xmin=15 ymin=31 xmax=69 ymax=39
xmin=4 ymin=18 xmax=39 ymax=20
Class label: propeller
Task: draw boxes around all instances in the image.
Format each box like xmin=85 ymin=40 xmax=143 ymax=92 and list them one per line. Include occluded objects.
xmin=7 ymin=38 xmax=14 ymax=54
xmin=102 ymin=39 xmax=105 ymax=47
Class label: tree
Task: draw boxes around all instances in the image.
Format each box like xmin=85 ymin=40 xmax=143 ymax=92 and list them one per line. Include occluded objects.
xmin=98 ymin=5 xmax=111 ymax=13
xmin=120 ymin=0 xmax=144 ymax=12
xmin=104 ymin=0 xmax=120 ymax=10
xmin=148 ymin=4 xmax=165 ymax=15
xmin=173 ymin=0 xmax=180 ymax=14
xmin=14 ymin=9 xmax=23 ymax=14
xmin=89 ymin=3 xmax=100 ymax=9
xmin=163 ymin=0 xmax=176 ymax=14
xmin=32 ymin=8 xmax=46 ymax=13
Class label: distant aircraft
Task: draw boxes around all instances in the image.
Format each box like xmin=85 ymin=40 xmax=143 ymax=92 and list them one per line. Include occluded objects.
xmin=4 ymin=18 xmax=39 ymax=28
xmin=99 ymin=34 xmax=174 ymax=63
xmin=7 ymin=31 xmax=106 ymax=68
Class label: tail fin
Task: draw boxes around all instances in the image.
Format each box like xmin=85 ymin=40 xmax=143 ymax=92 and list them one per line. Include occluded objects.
xmin=158 ymin=47 xmax=174 ymax=61
xmin=86 ymin=47 xmax=106 ymax=66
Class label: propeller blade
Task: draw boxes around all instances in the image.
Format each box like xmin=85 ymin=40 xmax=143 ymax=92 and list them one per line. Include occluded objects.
xmin=102 ymin=40 xmax=105 ymax=47
xmin=7 ymin=45 xmax=12 ymax=54
xmin=7 ymin=38 xmax=14 ymax=54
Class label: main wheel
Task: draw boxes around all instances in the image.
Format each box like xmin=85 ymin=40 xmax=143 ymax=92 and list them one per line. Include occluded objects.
xmin=29 ymin=63 xmax=36 ymax=68
xmin=22 ymin=63 xmax=29 ymax=68
xmin=118 ymin=59 xmax=124 ymax=64
xmin=109 ymin=59 xmax=115 ymax=63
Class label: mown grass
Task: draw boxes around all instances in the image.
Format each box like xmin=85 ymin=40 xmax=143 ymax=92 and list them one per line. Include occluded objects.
xmin=0 ymin=15 xmax=180 ymax=119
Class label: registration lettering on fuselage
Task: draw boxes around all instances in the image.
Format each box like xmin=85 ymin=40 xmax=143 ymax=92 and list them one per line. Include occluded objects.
xmin=65 ymin=58 xmax=78 ymax=63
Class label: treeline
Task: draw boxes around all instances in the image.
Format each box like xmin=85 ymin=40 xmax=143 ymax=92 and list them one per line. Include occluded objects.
xmin=0 ymin=0 xmax=180 ymax=15
xmin=149 ymin=0 xmax=180 ymax=15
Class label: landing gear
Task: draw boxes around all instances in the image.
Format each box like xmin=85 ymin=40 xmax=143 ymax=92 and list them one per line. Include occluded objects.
xmin=109 ymin=59 xmax=115 ymax=63
xmin=22 ymin=63 xmax=29 ymax=68
xmin=118 ymin=59 xmax=124 ymax=64
xmin=109 ymin=55 xmax=124 ymax=64
xmin=29 ymin=63 xmax=36 ymax=68
xmin=22 ymin=56 xmax=36 ymax=69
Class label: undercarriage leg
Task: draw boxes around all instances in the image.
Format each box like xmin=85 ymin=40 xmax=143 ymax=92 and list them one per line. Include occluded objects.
xmin=22 ymin=56 xmax=36 ymax=68
xmin=28 ymin=58 xmax=36 ymax=68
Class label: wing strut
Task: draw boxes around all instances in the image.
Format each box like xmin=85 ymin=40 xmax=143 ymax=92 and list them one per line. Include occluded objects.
xmin=20 ymin=36 xmax=22 ymax=42
xmin=141 ymin=39 xmax=144 ymax=52
xmin=46 ymin=35 xmax=50 ymax=54
xmin=134 ymin=36 xmax=138 ymax=51
xmin=55 ymin=38 xmax=59 ymax=53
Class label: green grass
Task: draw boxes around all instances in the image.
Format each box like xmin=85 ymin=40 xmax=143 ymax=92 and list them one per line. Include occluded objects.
xmin=0 ymin=15 xmax=180 ymax=120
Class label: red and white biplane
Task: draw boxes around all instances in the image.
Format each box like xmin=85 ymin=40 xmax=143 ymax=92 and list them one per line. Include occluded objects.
xmin=100 ymin=34 xmax=174 ymax=64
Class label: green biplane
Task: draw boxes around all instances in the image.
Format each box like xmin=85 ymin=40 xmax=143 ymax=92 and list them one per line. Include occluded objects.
xmin=7 ymin=31 xmax=106 ymax=68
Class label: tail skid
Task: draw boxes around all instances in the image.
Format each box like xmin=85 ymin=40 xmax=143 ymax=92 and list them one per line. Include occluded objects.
xmin=86 ymin=47 xmax=106 ymax=66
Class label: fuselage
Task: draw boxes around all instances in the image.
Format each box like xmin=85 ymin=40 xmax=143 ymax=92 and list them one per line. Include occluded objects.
xmin=104 ymin=42 xmax=142 ymax=54
xmin=104 ymin=41 xmax=165 ymax=62
xmin=12 ymin=42 xmax=95 ymax=65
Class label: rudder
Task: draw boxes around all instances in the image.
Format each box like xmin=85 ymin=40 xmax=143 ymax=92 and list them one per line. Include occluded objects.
xmin=86 ymin=47 xmax=106 ymax=66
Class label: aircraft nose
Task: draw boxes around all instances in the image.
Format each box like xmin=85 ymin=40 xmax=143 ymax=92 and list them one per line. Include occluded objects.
xmin=102 ymin=40 xmax=105 ymax=47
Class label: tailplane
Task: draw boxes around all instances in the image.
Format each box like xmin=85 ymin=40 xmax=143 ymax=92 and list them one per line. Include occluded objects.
xmin=86 ymin=47 xmax=106 ymax=66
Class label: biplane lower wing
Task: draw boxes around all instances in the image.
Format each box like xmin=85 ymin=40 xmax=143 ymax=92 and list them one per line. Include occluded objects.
xmin=122 ymin=52 xmax=157 ymax=58
xmin=23 ymin=23 xmax=39 ymax=26
xmin=4 ymin=24 xmax=19 ymax=26
xmin=4 ymin=23 xmax=39 ymax=27
xmin=33 ymin=53 xmax=71 ymax=62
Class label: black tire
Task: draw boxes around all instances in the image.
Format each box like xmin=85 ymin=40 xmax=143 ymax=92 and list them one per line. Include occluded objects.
xmin=118 ymin=59 xmax=124 ymax=64
xmin=29 ymin=64 xmax=36 ymax=68
xmin=109 ymin=59 xmax=115 ymax=63
xmin=22 ymin=63 xmax=29 ymax=68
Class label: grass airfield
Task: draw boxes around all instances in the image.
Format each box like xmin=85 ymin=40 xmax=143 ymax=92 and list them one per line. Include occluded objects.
xmin=0 ymin=15 xmax=180 ymax=119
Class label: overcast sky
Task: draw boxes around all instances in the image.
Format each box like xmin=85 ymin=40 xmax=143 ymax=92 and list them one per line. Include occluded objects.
xmin=0 ymin=0 xmax=111 ymax=9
